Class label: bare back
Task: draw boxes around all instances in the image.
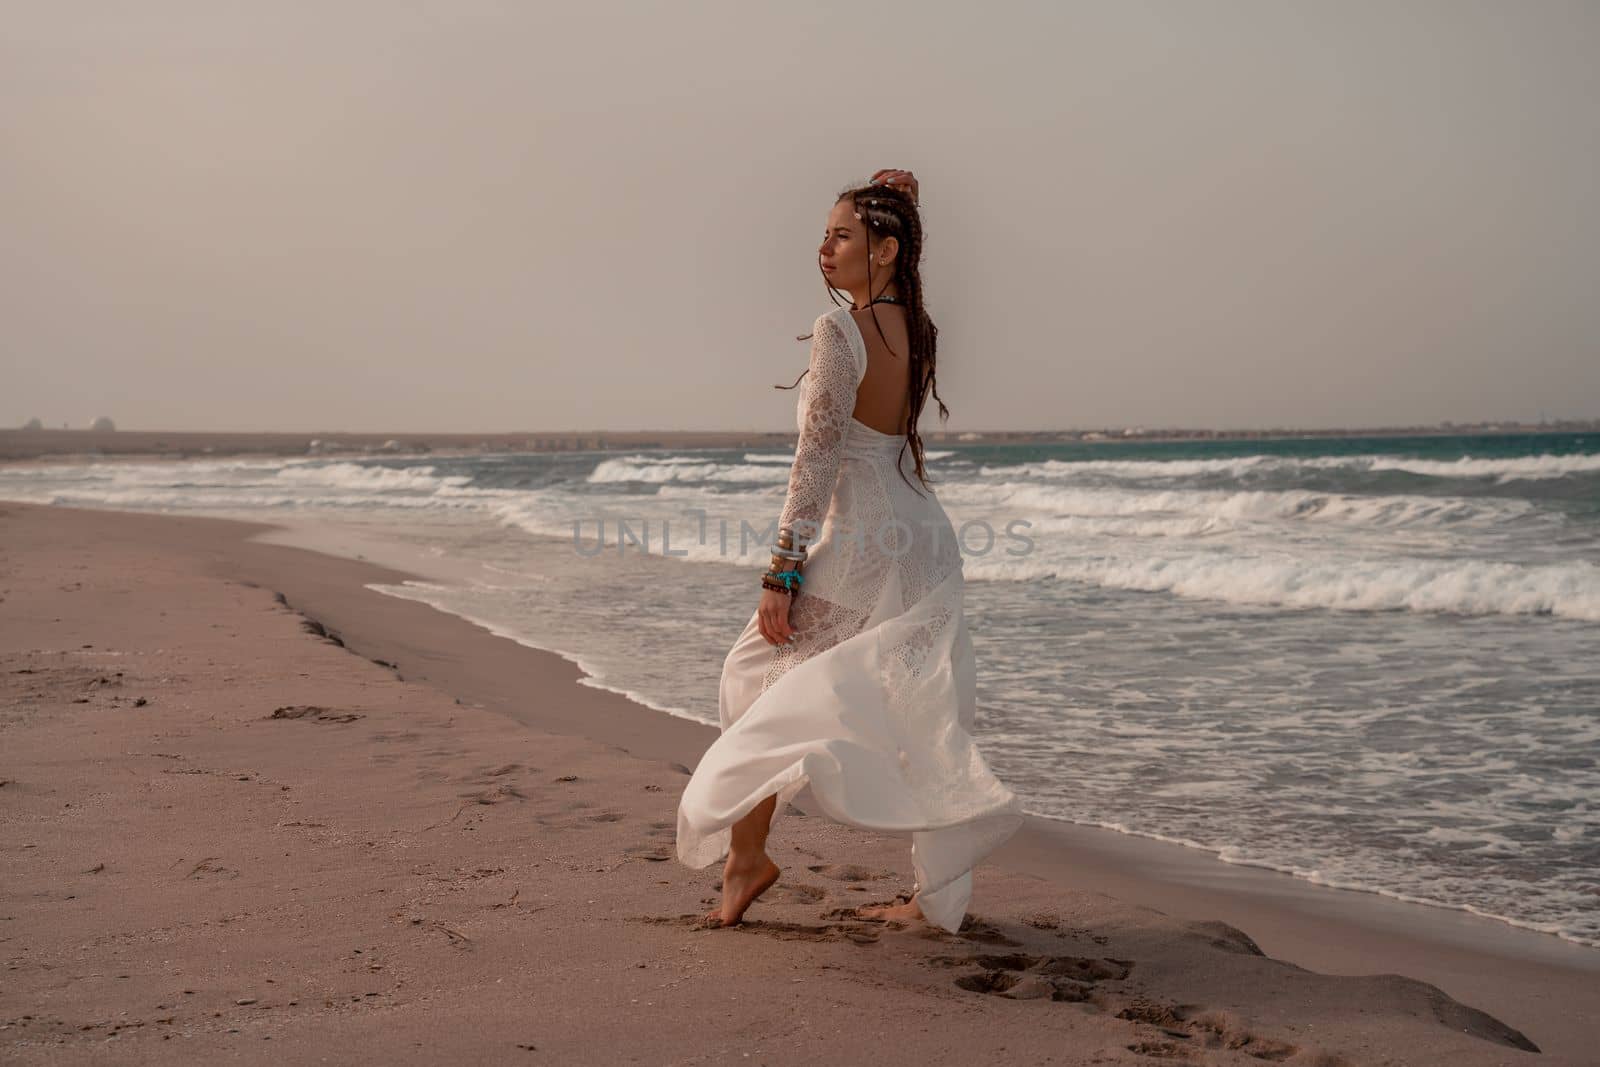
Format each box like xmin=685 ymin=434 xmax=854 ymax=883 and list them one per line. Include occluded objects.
xmin=847 ymin=306 xmax=912 ymax=436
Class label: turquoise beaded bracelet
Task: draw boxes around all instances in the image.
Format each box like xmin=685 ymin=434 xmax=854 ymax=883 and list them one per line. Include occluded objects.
xmin=762 ymin=568 xmax=805 ymax=593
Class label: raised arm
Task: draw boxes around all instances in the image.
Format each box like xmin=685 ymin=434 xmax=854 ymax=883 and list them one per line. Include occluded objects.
xmin=778 ymin=312 xmax=858 ymax=547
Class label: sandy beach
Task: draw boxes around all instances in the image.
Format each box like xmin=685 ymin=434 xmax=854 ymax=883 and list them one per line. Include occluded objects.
xmin=2 ymin=498 xmax=1596 ymax=1065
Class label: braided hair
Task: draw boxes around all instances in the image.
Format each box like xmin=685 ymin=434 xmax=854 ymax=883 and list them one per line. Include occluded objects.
xmin=775 ymin=180 xmax=945 ymax=497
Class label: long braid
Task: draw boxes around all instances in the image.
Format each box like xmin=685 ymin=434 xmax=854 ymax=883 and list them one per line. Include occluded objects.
xmin=853 ymin=184 xmax=942 ymax=496
xmin=774 ymin=181 xmax=944 ymax=496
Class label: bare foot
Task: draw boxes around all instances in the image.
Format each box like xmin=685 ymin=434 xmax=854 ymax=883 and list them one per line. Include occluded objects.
xmin=704 ymin=853 xmax=781 ymax=926
xmin=855 ymin=892 xmax=926 ymax=923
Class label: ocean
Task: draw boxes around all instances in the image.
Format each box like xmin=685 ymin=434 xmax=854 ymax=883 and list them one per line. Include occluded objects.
xmin=4 ymin=430 xmax=1597 ymax=948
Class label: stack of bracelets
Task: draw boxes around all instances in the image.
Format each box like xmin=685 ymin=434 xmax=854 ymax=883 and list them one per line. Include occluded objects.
xmin=761 ymin=525 xmax=807 ymax=596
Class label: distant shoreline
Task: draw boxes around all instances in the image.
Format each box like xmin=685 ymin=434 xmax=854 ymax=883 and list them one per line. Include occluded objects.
xmin=1 ymin=421 xmax=1594 ymax=464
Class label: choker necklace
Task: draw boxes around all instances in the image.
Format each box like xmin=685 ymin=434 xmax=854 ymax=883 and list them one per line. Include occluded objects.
xmin=862 ymin=294 xmax=903 ymax=308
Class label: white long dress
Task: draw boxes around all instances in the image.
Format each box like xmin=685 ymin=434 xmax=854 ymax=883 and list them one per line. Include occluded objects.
xmin=674 ymin=305 xmax=1025 ymax=933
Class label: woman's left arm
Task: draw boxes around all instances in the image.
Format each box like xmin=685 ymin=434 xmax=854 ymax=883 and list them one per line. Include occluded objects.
xmin=755 ymin=312 xmax=856 ymax=648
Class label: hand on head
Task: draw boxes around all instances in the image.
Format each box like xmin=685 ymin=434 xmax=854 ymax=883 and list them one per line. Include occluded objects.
xmin=869 ymin=168 xmax=919 ymax=205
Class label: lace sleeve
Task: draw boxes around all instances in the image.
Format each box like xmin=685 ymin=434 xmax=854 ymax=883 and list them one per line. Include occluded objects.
xmin=778 ymin=312 xmax=858 ymax=547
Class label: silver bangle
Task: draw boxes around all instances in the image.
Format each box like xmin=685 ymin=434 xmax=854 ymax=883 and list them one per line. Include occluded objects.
xmin=771 ymin=546 xmax=807 ymax=561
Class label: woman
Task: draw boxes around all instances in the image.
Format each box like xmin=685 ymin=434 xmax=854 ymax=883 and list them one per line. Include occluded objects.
xmin=675 ymin=168 xmax=1025 ymax=933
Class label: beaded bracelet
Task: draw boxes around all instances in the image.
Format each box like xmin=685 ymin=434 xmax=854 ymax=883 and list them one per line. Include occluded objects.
xmin=761 ymin=568 xmax=804 ymax=594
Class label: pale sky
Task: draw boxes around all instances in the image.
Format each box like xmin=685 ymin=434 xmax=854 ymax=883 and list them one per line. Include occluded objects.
xmin=3 ymin=2 xmax=1597 ymax=434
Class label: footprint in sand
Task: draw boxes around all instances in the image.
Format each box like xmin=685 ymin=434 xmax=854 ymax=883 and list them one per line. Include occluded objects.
xmin=930 ymin=950 xmax=1132 ymax=1002
xmin=819 ymin=905 xmax=1023 ymax=946
xmin=765 ymin=883 xmax=827 ymax=905
xmin=623 ymin=844 xmax=673 ymax=862
xmin=460 ymin=784 xmax=527 ymax=805
xmin=530 ymin=799 xmax=603 ymax=829
xmin=947 ymin=916 xmax=1024 ymax=946
xmin=1124 ymin=1039 xmax=1192 ymax=1059
xmin=806 ymin=863 xmax=892 ymax=882
xmin=1114 ymin=997 xmax=1305 ymax=1062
